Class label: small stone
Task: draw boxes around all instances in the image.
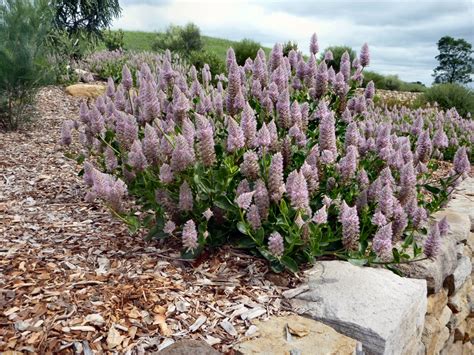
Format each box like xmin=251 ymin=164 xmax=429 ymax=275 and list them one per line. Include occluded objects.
xmin=84 ymin=314 xmax=105 ymax=327
xmin=159 ymin=340 xmax=220 ymax=355
xmin=234 ymin=315 xmax=357 ymax=355
xmin=106 ymin=326 xmax=124 ymax=349
xmin=65 ymin=84 xmax=106 ymax=99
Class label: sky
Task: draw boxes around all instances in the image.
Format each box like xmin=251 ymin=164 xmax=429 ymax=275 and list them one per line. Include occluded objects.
xmin=112 ymin=0 xmax=474 ymax=86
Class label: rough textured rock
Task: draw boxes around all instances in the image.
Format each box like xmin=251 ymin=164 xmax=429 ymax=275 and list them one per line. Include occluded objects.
xmin=444 ymin=256 xmax=472 ymax=294
xmin=398 ymin=235 xmax=457 ymax=293
xmin=233 ymin=315 xmax=358 ymax=355
xmin=451 ymin=177 xmax=474 ymax=232
xmin=433 ymin=210 xmax=471 ymax=243
xmin=158 ymin=340 xmax=220 ymax=354
xmin=423 ymin=304 xmax=452 ymax=353
xmin=448 ymin=278 xmax=472 ymax=313
xmin=289 ymin=261 xmax=427 ymax=355
xmin=65 ymin=84 xmax=106 ymax=98
xmin=427 ymin=288 xmax=448 ymax=316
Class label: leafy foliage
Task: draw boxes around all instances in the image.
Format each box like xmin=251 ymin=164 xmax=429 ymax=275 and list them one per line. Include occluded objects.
xmin=363 ymin=71 xmax=426 ymax=92
xmin=323 ymin=45 xmax=356 ymax=72
xmin=52 ymin=0 xmax=121 ymax=39
xmin=419 ymin=83 xmax=474 ymax=118
xmin=234 ymin=39 xmax=262 ymax=65
xmin=66 ymin=36 xmax=472 ymax=273
xmin=433 ymin=36 xmax=473 ymax=84
xmin=152 ymin=23 xmax=204 ymax=56
xmin=0 ymin=0 xmax=52 ymax=131
xmin=103 ymin=29 xmax=124 ymax=51
xmin=188 ymin=50 xmax=225 ymax=78
xmin=282 ymin=41 xmax=298 ymax=57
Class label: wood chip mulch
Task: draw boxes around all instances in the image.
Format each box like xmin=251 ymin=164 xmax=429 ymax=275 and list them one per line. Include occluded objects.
xmin=0 ymin=87 xmax=295 ymax=354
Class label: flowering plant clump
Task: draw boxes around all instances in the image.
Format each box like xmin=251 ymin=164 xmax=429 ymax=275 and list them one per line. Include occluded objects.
xmin=82 ymin=49 xmax=187 ymax=83
xmin=63 ymin=35 xmax=472 ymax=272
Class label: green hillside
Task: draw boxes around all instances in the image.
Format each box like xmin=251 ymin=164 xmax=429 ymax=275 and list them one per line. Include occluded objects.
xmin=119 ymin=30 xmax=270 ymax=59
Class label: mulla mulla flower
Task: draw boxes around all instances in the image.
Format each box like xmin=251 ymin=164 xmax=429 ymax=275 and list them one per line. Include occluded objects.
xmin=182 ymin=220 xmax=198 ymax=251
xmin=268 ymin=232 xmax=284 ymax=257
xmin=340 ymin=201 xmax=360 ymax=251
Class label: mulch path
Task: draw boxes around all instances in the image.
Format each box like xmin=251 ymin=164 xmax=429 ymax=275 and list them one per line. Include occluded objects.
xmin=0 ymin=87 xmax=294 ymax=354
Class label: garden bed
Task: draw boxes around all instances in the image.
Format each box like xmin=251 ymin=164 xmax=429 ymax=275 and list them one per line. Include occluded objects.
xmin=0 ymin=87 xmax=294 ymax=354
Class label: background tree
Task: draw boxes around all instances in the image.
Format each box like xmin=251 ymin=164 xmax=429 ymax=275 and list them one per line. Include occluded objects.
xmin=0 ymin=0 xmax=52 ymax=130
xmin=433 ymin=36 xmax=473 ymax=84
xmin=234 ymin=38 xmax=261 ymax=65
xmin=323 ymin=45 xmax=356 ymax=72
xmin=152 ymin=23 xmax=203 ymax=56
xmin=52 ymin=0 xmax=121 ymax=39
xmin=282 ymin=40 xmax=298 ymax=57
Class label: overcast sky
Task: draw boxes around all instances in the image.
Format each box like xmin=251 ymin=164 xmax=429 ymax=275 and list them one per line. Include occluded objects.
xmin=113 ymin=0 xmax=474 ymax=85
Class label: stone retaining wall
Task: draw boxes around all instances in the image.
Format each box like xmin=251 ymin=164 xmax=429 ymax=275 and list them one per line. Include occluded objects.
xmin=282 ymin=177 xmax=473 ymax=355
xmin=421 ymin=177 xmax=473 ymax=354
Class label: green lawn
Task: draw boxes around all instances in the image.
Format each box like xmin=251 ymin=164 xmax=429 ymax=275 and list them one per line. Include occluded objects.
xmin=119 ymin=30 xmax=270 ymax=60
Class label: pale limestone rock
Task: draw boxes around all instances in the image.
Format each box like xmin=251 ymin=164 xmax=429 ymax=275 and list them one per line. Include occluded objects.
xmin=398 ymin=235 xmax=457 ymax=293
xmin=445 ymin=257 xmax=472 ymax=295
xmin=289 ymin=261 xmax=427 ymax=355
xmin=65 ymin=84 xmax=106 ymax=98
xmin=233 ymin=315 xmax=358 ymax=355
xmin=448 ymin=278 xmax=472 ymax=313
xmin=433 ymin=210 xmax=470 ymax=243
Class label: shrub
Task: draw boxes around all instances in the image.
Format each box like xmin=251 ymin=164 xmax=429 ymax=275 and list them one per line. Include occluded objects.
xmin=363 ymin=71 xmax=426 ymax=93
xmin=0 ymin=0 xmax=52 ymax=131
xmin=234 ymin=39 xmax=261 ymax=65
xmin=152 ymin=23 xmax=203 ymax=57
xmin=419 ymin=83 xmax=474 ymax=118
xmin=282 ymin=41 xmax=298 ymax=57
xmin=64 ymin=36 xmax=471 ymax=273
xmin=323 ymin=45 xmax=356 ymax=72
xmin=188 ymin=50 xmax=225 ymax=78
xmin=103 ymin=29 xmax=124 ymax=51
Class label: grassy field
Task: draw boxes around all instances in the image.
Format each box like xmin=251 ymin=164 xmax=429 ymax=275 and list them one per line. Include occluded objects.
xmin=120 ymin=30 xmax=270 ymax=59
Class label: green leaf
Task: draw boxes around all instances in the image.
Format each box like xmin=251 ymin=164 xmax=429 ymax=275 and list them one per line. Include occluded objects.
xmin=125 ymin=215 xmax=140 ymax=235
xmin=348 ymin=258 xmax=368 ymax=267
xmin=237 ymin=221 xmax=249 ymax=235
xmin=281 ymin=256 xmax=299 ymax=273
xmin=392 ymin=248 xmax=401 ymax=263
xmin=424 ymin=184 xmax=441 ymax=194
xmin=279 ymin=199 xmax=289 ymax=216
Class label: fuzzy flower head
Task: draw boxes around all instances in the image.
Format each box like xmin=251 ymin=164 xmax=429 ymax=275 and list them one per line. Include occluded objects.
xmin=268 ymin=153 xmax=286 ymax=202
xmin=359 ymin=43 xmax=370 ymax=67
xmin=453 ymin=146 xmax=470 ymax=175
xmin=268 ymin=231 xmax=284 ymax=257
xmin=372 ymin=223 xmax=393 ymax=261
xmin=203 ymin=208 xmax=213 ymax=221
xmin=312 ymin=205 xmax=328 ymax=224
xmin=227 ymin=117 xmax=245 ymax=152
xmin=371 ymin=211 xmax=387 ymax=227
xmin=438 ymin=216 xmax=450 ymax=237
xmin=309 ymin=33 xmax=319 ymax=55
xmin=128 ymin=140 xmax=148 ymax=171
xmin=340 ymin=201 xmax=360 ymax=251
xmin=286 ymin=170 xmax=310 ymax=214
xmin=236 ymin=191 xmax=255 ymax=211
xmin=424 ymin=223 xmax=441 ymax=258
xmin=182 ymin=220 xmax=198 ymax=251
xmin=164 ymin=220 xmax=176 ymax=235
